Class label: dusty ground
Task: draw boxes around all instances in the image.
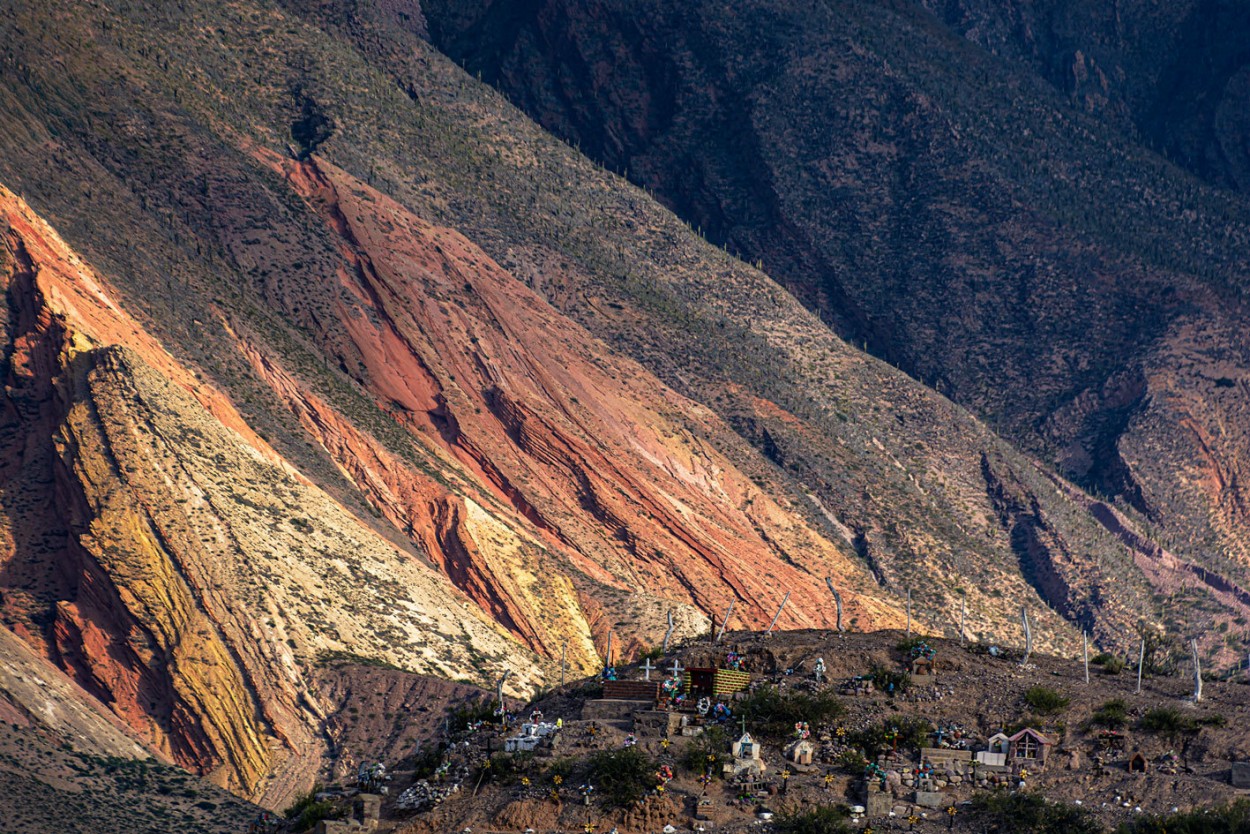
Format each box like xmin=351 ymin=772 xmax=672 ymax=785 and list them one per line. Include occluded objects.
xmin=0 ymin=722 xmax=258 ymax=834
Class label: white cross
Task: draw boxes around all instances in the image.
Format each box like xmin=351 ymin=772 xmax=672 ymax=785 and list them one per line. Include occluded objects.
xmin=641 ymin=657 xmax=654 ymax=681
xmin=669 ymin=659 xmax=684 ymax=678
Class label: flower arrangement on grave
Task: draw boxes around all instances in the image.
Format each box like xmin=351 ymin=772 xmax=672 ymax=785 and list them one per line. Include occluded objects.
xmin=712 ymin=702 xmax=732 ymax=723
xmin=697 ymin=697 xmax=712 ymax=717
xmin=864 ymin=762 xmax=888 ymax=791
xmin=661 ymin=674 xmax=683 ymax=706
xmin=623 ymin=734 xmax=637 ymax=747
xmin=910 ymin=642 xmax=937 ymax=661
xmin=579 ymin=783 xmax=594 ymax=801
xmin=601 ymin=665 xmax=618 ymax=682
xmin=655 ymin=764 xmax=674 ymax=791
xmin=794 ymin=721 xmax=811 ymax=740
xmin=725 ymin=651 xmax=743 ymax=671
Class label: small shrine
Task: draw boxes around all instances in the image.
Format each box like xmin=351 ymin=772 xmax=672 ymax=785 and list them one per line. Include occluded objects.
xmin=786 ymin=738 xmax=816 ymax=766
xmin=1128 ymin=752 xmax=1148 ymax=774
xmin=976 ymin=733 xmax=1010 ymax=766
xmin=909 ymin=641 xmax=937 ymax=686
xmin=726 ymin=731 xmax=766 ymax=777
xmin=1007 ymin=728 xmax=1053 ymax=770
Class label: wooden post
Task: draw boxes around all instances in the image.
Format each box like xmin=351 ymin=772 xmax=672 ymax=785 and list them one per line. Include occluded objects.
xmin=765 ymin=592 xmax=791 ymax=637
xmin=825 ymin=576 xmax=845 ymax=633
xmin=715 ymin=600 xmax=735 ymax=643
xmin=1136 ymin=639 xmax=1145 ymax=694
xmin=1083 ymin=632 xmax=1089 ymax=684
xmin=1020 ymin=606 xmax=1032 ymax=666
xmin=1192 ymin=639 xmax=1203 ymax=702
xmin=906 ymin=589 xmax=912 ymax=639
xmin=560 ymin=643 xmax=567 ymax=688
xmin=663 ymin=610 xmax=676 ymax=654
xmin=496 ymin=670 xmax=510 ymax=712
xmin=960 ymin=599 xmax=967 ymax=647
xmin=605 ymin=631 xmax=613 ymax=671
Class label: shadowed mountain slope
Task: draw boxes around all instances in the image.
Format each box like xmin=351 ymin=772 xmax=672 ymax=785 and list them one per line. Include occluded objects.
xmin=423 ymin=0 xmax=1250 ymax=652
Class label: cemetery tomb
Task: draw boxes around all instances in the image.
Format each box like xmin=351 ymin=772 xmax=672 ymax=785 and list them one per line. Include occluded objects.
xmin=685 ymin=667 xmax=752 ymax=696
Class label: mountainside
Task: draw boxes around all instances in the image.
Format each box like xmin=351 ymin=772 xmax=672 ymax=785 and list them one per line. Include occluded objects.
xmin=422 ymin=0 xmax=1250 ymax=640
xmin=0 ymin=0 xmax=1247 ymax=813
xmin=913 ymin=0 xmax=1250 ymax=195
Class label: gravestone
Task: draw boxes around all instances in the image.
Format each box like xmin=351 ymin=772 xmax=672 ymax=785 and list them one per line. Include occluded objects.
xmin=865 ymin=785 xmax=893 ymax=817
xmin=1232 ymin=762 xmax=1250 ymax=788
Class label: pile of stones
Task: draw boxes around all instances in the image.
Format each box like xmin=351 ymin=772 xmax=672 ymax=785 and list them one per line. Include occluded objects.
xmin=394 ymin=780 xmax=462 ymax=812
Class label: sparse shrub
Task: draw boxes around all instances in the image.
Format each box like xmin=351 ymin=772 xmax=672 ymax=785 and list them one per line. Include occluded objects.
xmin=834 ymin=748 xmax=868 ymax=773
xmin=1116 ymin=798 xmax=1250 ymax=834
xmin=543 ymin=757 xmax=576 ymax=783
xmin=895 ymin=637 xmax=927 ymax=653
xmin=970 ymin=791 xmax=1100 ymax=834
xmin=1088 ymin=699 xmax=1129 ymax=729
xmin=773 ymin=804 xmax=852 ymax=834
xmin=867 ymin=663 xmax=910 ymax=695
xmin=1023 ymin=686 xmax=1070 ymax=716
xmin=682 ymin=725 xmax=729 ymax=776
xmin=738 ymin=686 xmax=844 ymax=739
xmin=283 ymin=787 xmax=340 ymax=832
xmin=589 ymin=746 xmax=655 ymax=807
xmin=849 ymin=716 xmax=933 ymax=755
xmin=449 ymin=697 xmax=497 ymax=731
xmin=486 ymin=751 xmax=533 ymax=784
xmin=1140 ymin=707 xmax=1197 ymax=736
xmin=409 ymin=742 xmax=446 ymax=779
xmin=1091 ymin=653 xmax=1125 ymax=674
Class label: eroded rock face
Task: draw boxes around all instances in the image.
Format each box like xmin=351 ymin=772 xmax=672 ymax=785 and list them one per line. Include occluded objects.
xmin=0 ymin=187 xmax=548 ymax=803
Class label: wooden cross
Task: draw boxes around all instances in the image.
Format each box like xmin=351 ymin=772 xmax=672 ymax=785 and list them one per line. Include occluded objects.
xmin=641 ymin=657 xmax=654 ymax=681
